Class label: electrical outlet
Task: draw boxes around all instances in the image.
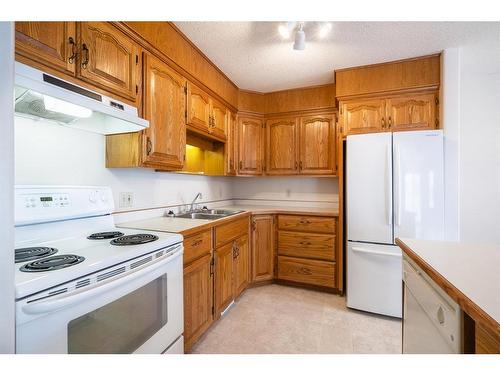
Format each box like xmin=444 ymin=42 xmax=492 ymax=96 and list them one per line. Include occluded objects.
xmin=119 ymin=192 xmax=134 ymax=208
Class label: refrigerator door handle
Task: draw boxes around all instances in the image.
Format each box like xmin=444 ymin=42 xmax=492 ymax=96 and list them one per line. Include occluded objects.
xmin=351 ymin=246 xmax=402 ymax=258
xmin=386 ymin=143 xmax=392 ymax=226
xmin=394 ymin=145 xmax=402 ymax=227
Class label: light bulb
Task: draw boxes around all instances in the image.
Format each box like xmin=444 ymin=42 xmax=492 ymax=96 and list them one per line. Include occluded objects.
xmin=43 ymin=95 xmax=92 ymax=118
xmin=278 ymin=25 xmax=290 ymax=39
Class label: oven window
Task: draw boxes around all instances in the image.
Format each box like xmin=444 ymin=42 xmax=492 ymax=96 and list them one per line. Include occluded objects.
xmin=68 ymin=275 xmax=168 ymax=353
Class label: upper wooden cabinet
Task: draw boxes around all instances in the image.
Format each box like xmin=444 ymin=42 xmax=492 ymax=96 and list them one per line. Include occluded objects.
xmin=15 ymin=22 xmax=77 ymax=76
xmin=142 ymin=53 xmax=186 ymax=170
xmin=187 ymin=82 xmax=227 ymax=141
xmin=251 ymin=215 xmax=275 ymax=282
xmin=386 ymin=93 xmax=437 ymax=131
xmin=187 ymin=82 xmax=211 ymax=133
xmin=225 ymin=112 xmax=238 ymax=175
xmin=340 ymin=92 xmax=438 ymax=137
xmin=77 ymin=22 xmax=140 ymax=102
xmin=238 ymin=117 xmax=264 ymax=175
xmin=266 ymin=117 xmax=298 ymax=175
xmin=340 ymin=99 xmax=386 ymax=135
xmin=298 ymin=115 xmax=336 ymax=175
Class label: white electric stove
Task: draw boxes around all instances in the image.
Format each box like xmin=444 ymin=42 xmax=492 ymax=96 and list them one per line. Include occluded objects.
xmin=14 ymin=185 xmax=184 ymax=354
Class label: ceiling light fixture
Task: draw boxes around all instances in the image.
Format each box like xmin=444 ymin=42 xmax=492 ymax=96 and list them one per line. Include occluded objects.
xmin=293 ymin=22 xmax=306 ymax=50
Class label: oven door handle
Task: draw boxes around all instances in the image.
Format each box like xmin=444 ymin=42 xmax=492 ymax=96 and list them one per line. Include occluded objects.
xmin=22 ymin=247 xmax=182 ymax=315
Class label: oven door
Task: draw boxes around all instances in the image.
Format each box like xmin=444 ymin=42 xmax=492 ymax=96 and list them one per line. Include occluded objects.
xmin=16 ymin=247 xmax=183 ymax=354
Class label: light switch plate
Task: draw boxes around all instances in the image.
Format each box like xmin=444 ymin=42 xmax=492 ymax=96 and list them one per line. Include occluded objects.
xmin=119 ymin=192 xmax=134 ymax=208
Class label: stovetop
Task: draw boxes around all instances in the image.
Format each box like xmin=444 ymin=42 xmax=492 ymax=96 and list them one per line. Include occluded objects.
xmin=14 ymin=225 xmax=182 ymax=300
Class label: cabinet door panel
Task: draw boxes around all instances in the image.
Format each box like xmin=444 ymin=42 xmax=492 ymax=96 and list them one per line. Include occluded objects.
xmin=15 ymin=22 xmax=76 ymax=75
xmin=225 ymin=112 xmax=238 ymax=175
xmin=251 ymin=215 xmax=275 ymax=282
xmin=299 ymin=115 xmax=335 ymax=175
xmin=183 ymin=254 xmax=213 ymax=352
xmin=215 ymin=242 xmax=234 ymax=316
xmin=142 ymin=53 xmax=186 ymax=169
xmin=238 ymin=117 xmax=264 ymax=175
xmin=234 ymin=235 xmax=250 ymax=297
xmin=387 ymin=93 xmax=437 ymax=131
xmin=266 ymin=118 xmax=298 ymax=175
xmin=187 ymin=83 xmax=211 ymax=133
xmin=210 ymin=98 xmax=228 ymax=141
xmin=342 ymin=99 xmax=386 ymax=135
xmin=78 ymin=22 xmax=139 ymax=101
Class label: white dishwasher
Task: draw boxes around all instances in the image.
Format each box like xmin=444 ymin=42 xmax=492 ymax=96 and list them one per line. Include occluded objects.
xmin=402 ymin=256 xmax=462 ymax=353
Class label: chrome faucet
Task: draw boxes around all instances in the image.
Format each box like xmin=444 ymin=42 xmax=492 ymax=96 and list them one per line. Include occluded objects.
xmin=190 ymin=192 xmax=202 ymax=212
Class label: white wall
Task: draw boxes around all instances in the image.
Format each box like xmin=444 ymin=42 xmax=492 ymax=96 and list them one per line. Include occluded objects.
xmin=458 ymin=42 xmax=500 ymax=244
xmin=15 ymin=117 xmax=234 ymax=212
xmin=231 ymin=176 xmax=338 ymax=204
xmin=443 ymin=43 xmax=500 ymax=244
xmin=0 ymin=22 xmax=15 ymax=354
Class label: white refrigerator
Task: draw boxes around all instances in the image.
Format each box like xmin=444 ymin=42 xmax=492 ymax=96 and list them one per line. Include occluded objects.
xmin=346 ymin=130 xmax=444 ymax=318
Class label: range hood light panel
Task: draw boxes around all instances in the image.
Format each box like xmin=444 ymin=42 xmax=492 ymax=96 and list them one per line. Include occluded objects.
xmin=43 ymin=95 xmax=93 ymax=119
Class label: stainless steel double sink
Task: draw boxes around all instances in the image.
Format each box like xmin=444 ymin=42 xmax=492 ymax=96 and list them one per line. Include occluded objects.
xmin=174 ymin=209 xmax=244 ymax=220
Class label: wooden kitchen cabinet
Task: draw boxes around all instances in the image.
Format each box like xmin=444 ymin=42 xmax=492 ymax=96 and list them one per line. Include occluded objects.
xmin=234 ymin=234 xmax=250 ymax=298
xmin=183 ymin=254 xmax=213 ymax=351
xmin=210 ymin=97 xmax=228 ymax=141
xmin=266 ymin=117 xmax=298 ymax=175
xmin=386 ymin=93 xmax=438 ymax=131
xmin=340 ymin=99 xmax=386 ymax=136
xmin=298 ymin=114 xmax=336 ymax=175
xmin=251 ymin=215 xmax=275 ymax=282
xmin=214 ymin=241 xmax=235 ymax=316
xmin=277 ymin=256 xmax=336 ymax=288
xmin=238 ymin=116 xmax=264 ymax=175
xmin=141 ymin=53 xmax=186 ymax=170
xmin=225 ymin=111 xmax=238 ymax=175
xmin=15 ymin=22 xmax=77 ymax=76
xmin=187 ymin=82 xmax=211 ymax=134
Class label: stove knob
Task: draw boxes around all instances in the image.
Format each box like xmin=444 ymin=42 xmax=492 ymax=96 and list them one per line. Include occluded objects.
xmin=89 ymin=191 xmax=97 ymax=203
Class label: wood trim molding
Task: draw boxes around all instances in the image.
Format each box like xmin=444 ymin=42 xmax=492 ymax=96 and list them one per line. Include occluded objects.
xmin=396 ymin=238 xmax=500 ymax=336
xmin=335 ymin=86 xmax=440 ymax=101
xmin=334 ymin=53 xmax=441 ymax=73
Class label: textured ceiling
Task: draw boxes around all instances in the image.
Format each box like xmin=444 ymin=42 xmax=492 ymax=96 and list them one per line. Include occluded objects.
xmin=174 ymin=22 xmax=500 ymax=92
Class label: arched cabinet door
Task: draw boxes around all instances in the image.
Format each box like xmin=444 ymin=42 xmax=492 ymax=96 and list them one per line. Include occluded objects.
xmin=386 ymin=93 xmax=437 ymax=131
xmin=266 ymin=117 xmax=298 ymax=175
xmin=238 ymin=117 xmax=264 ymax=175
xmin=341 ymin=99 xmax=386 ymax=136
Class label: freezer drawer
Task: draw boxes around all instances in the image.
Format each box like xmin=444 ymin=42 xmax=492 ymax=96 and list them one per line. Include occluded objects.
xmin=403 ymin=258 xmax=461 ymax=353
xmin=346 ymin=241 xmax=402 ymax=318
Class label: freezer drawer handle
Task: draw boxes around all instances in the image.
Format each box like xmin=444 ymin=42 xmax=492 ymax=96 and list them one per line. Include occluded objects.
xmin=351 ymin=246 xmax=401 ymax=258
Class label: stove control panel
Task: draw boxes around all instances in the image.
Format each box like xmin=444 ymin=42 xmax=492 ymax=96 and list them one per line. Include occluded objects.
xmin=15 ymin=186 xmax=115 ymax=226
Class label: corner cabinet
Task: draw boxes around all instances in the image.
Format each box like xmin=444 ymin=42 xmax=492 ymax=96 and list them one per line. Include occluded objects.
xmin=340 ymin=92 xmax=439 ymax=137
xmin=251 ymin=215 xmax=275 ymax=282
xmin=142 ymin=53 xmax=186 ymax=169
xmin=237 ymin=117 xmax=264 ymax=175
xmin=266 ymin=118 xmax=298 ymax=175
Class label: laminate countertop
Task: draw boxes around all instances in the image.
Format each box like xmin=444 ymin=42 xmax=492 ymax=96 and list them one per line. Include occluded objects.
xmin=117 ymin=204 xmax=338 ymax=236
xmin=396 ymin=238 xmax=500 ymax=335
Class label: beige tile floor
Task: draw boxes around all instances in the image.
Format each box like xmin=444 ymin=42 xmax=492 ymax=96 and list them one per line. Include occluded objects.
xmin=190 ymin=284 xmax=402 ymax=354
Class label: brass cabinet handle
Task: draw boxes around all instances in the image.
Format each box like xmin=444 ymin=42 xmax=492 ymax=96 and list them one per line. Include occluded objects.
xmin=298 ymin=267 xmax=312 ymax=275
xmin=299 ymin=219 xmax=311 ymax=225
xmin=239 ymin=160 xmax=243 ymax=170
xmin=299 ymin=241 xmax=312 ymax=246
xmin=299 ymin=161 xmax=303 ymax=170
xmin=295 ymin=161 xmax=298 ymax=170
xmin=388 ymin=116 xmax=392 ymax=129
xmin=381 ymin=117 xmax=386 ymax=128
xmin=191 ymin=239 xmax=203 ymax=247
xmin=146 ymin=137 xmax=152 ymax=155
xmin=68 ymin=37 xmax=77 ymax=64
xmin=81 ymin=43 xmax=89 ymax=69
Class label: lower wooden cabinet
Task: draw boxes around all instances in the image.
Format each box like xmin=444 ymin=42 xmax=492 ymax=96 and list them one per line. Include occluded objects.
xmin=251 ymin=215 xmax=275 ymax=282
xmin=183 ymin=254 xmax=213 ymax=351
xmin=234 ymin=234 xmax=250 ymax=297
xmin=214 ymin=241 xmax=235 ymax=316
xmin=277 ymin=256 xmax=335 ymax=288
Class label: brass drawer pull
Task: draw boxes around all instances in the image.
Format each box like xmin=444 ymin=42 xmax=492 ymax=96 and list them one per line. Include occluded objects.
xmin=298 ymin=267 xmax=312 ymax=275
xmin=191 ymin=239 xmax=203 ymax=247
xmin=299 ymin=219 xmax=311 ymax=225
xmin=299 ymin=241 xmax=312 ymax=246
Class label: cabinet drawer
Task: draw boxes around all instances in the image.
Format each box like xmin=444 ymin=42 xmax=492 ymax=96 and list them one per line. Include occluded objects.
xmin=278 ymin=231 xmax=335 ymax=261
xmin=184 ymin=229 xmax=212 ymax=265
xmin=278 ymin=215 xmax=335 ymax=234
xmin=278 ymin=256 xmax=335 ymax=288
xmin=214 ymin=217 xmax=249 ymax=248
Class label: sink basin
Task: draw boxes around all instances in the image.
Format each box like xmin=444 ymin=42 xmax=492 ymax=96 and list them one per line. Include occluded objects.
xmin=174 ymin=209 xmax=244 ymax=220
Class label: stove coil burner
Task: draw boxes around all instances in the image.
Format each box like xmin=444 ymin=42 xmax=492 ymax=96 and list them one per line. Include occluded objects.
xmin=20 ymin=255 xmax=85 ymax=272
xmin=87 ymin=231 xmax=124 ymax=240
xmin=110 ymin=234 xmax=159 ymax=246
xmin=15 ymin=247 xmax=58 ymax=263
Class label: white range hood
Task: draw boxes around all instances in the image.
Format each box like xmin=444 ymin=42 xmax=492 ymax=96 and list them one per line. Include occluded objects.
xmin=14 ymin=62 xmax=149 ymax=135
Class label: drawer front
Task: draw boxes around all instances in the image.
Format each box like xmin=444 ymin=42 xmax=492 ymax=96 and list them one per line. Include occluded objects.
xmin=214 ymin=217 xmax=249 ymax=248
xmin=278 ymin=215 xmax=335 ymax=234
xmin=278 ymin=256 xmax=335 ymax=288
xmin=184 ymin=229 xmax=212 ymax=265
xmin=278 ymin=231 xmax=335 ymax=261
